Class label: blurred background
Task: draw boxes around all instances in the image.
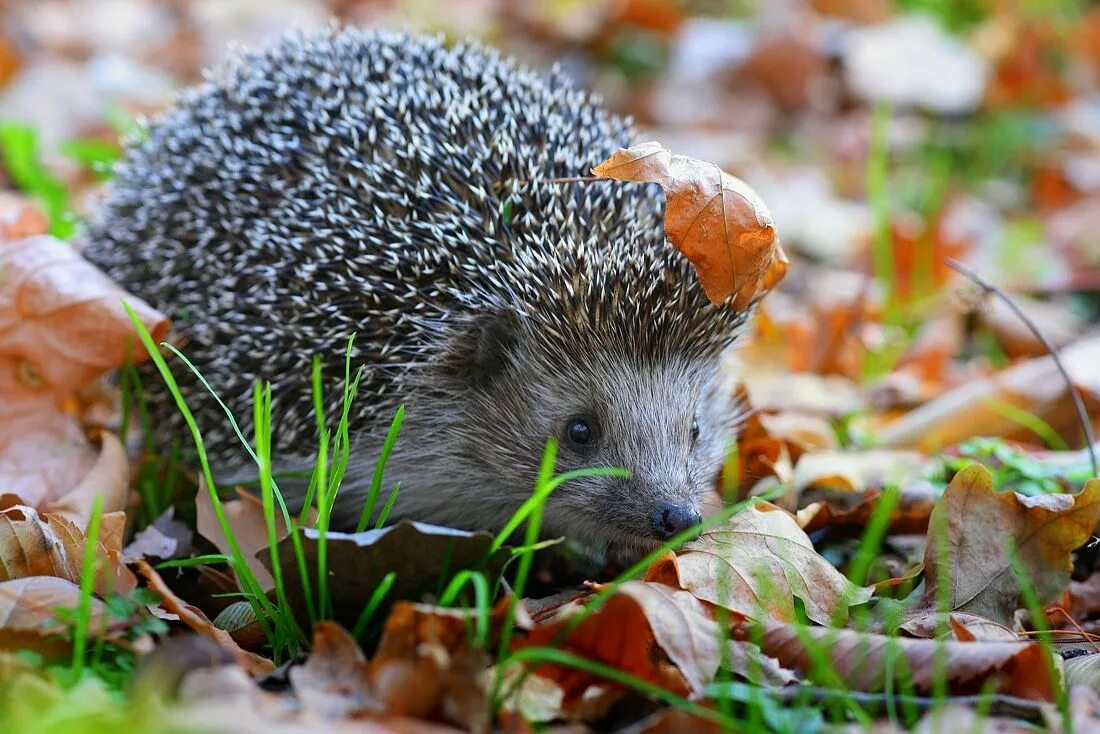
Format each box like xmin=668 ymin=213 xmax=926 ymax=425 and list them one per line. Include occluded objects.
xmin=1 ymin=0 xmax=1098 ymax=463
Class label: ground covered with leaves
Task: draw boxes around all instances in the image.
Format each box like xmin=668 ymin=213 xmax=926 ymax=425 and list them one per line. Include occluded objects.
xmin=2 ymin=0 xmax=1100 ymax=732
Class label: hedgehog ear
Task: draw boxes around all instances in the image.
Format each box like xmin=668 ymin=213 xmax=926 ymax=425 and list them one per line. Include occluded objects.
xmin=451 ymin=311 xmax=520 ymax=387
xmin=472 ymin=311 xmax=520 ymax=383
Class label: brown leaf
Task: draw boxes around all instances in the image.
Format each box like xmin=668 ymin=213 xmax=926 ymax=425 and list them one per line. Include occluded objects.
xmin=514 ymin=580 xmax=794 ymax=705
xmin=290 ymin=621 xmax=375 ymax=719
xmin=45 ymin=431 xmax=130 ymax=529
xmin=0 ymin=202 xmax=47 ymax=240
xmin=0 ymin=234 xmax=169 ymax=394
xmin=592 ymin=142 xmax=788 ymax=309
xmin=797 ymin=481 xmax=937 ymax=536
xmin=745 ymin=620 xmax=1056 ymax=700
xmin=272 ymin=520 xmax=507 ymax=631
xmin=175 ymin=663 xmax=449 ymax=733
xmin=0 ymin=576 xmax=108 ymax=656
xmin=911 ymin=465 xmax=1100 ymax=628
xmin=878 ymin=332 xmax=1100 ymax=451
xmin=0 ymin=378 xmax=116 ymax=522
xmin=0 ymin=502 xmax=135 ymax=597
xmin=369 ymin=601 xmax=493 ymax=731
xmin=196 ymin=483 xmax=283 ymax=592
xmin=134 ymin=559 xmax=275 ymax=677
xmin=646 ymin=503 xmax=871 ymax=625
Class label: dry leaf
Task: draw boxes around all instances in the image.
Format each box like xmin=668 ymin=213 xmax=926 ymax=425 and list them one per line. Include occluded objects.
xmin=798 ymin=480 xmax=938 ymax=537
xmin=196 ymin=484 xmax=284 ymax=592
xmin=175 ymin=663 xmax=443 ymax=734
xmin=910 ymin=465 xmax=1100 ymax=628
xmin=745 ymin=620 xmax=1056 ymax=700
xmin=272 ymin=521 xmax=507 ymax=631
xmin=44 ymin=431 xmax=130 ymax=528
xmin=0 ymin=502 xmax=135 ymax=597
xmin=0 ymin=576 xmax=108 ymax=656
xmin=646 ymin=503 xmax=871 ymax=625
xmin=123 ymin=507 xmax=192 ymax=563
xmin=878 ymin=332 xmax=1100 ymax=451
xmin=592 ymin=142 xmax=788 ymax=309
xmin=134 ymin=559 xmax=275 ymax=677
xmin=515 ymin=579 xmax=794 ymax=706
xmin=290 ymin=622 xmax=375 ymax=719
xmin=0 ymin=234 xmax=169 ymax=394
xmin=369 ymin=601 xmax=493 ymax=731
xmin=0 ymin=375 xmax=116 ymax=523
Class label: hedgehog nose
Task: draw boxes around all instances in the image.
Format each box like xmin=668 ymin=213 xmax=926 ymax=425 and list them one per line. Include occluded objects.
xmin=651 ymin=503 xmax=702 ymax=540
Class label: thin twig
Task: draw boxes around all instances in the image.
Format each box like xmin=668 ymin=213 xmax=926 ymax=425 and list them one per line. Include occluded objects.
xmin=544 ymin=176 xmax=605 ymax=184
xmin=946 ymin=258 xmax=1098 ymax=477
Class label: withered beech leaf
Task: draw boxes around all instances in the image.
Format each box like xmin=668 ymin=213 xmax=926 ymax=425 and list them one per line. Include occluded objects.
xmin=0 ymin=381 xmax=127 ymax=524
xmin=271 ymin=520 xmax=507 ymax=630
xmin=0 ymin=576 xmax=108 ymax=656
xmin=592 ymin=141 xmax=788 ymax=309
xmin=290 ymin=621 xmax=375 ymax=720
xmin=369 ymin=601 xmax=493 ymax=731
xmin=197 ymin=483 xmax=286 ymax=592
xmin=746 ymin=620 xmax=1056 ymax=701
xmin=513 ymin=580 xmax=794 ymax=705
xmin=0 ymin=234 xmax=169 ymax=394
xmin=134 ymin=559 xmax=275 ymax=677
xmin=647 ymin=503 xmax=871 ymax=625
xmin=45 ymin=431 xmax=130 ymax=529
xmin=911 ymin=464 xmax=1100 ymax=628
xmin=0 ymin=503 xmax=136 ymax=597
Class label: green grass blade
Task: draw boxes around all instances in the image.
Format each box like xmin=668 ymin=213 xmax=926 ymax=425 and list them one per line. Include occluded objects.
xmin=355 ymin=405 xmax=406 ymax=532
xmin=352 ymin=571 xmax=397 ymax=641
xmin=70 ymin=493 xmax=105 ymax=679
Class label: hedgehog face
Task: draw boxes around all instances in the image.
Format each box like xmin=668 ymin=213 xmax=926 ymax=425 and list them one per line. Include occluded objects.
xmin=534 ymin=354 xmax=740 ymax=557
xmin=452 ymin=315 xmax=743 ymax=557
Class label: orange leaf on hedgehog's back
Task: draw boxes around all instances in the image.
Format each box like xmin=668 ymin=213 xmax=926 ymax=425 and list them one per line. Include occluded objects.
xmin=592 ymin=143 xmax=787 ymax=310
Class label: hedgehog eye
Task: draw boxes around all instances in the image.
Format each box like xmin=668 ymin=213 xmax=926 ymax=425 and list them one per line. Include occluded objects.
xmin=691 ymin=417 xmax=700 ymax=443
xmin=566 ymin=417 xmax=597 ymax=447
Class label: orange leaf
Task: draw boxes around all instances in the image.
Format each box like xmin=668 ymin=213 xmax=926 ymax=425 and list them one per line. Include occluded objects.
xmin=909 ymin=465 xmax=1100 ymax=628
xmin=0 ymin=502 xmax=135 ymax=597
xmin=0 ymin=234 xmax=169 ymax=394
xmin=514 ymin=580 xmax=793 ymax=705
xmin=134 ymin=559 xmax=275 ymax=677
xmin=0 ymin=576 xmax=108 ymax=657
xmin=592 ymin=142 xmax=788 ymax=309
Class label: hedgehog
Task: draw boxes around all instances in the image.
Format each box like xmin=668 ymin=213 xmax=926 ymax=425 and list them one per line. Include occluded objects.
xmin=81 ymin=27 xmax=751 ymax=558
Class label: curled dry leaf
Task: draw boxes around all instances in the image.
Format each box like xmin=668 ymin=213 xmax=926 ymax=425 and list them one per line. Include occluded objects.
xmin=0 ymin=502 xmax=135 ymax=597
xmin=0 ymin=378 xmax=129 ymax=526
xmin=0 ymin=234 xmax=169 ymax=394
xmin=197 ymin=483 xmax=285 ymax=592
xmin=878 ymin=331 xmax=1100 ymax=451
xmin=0 ymin=227 xmax=162 ymax=525
xmin=134 ymin=559 xmax=275 ymax=677
xmin=592 ymin=142 xmax=788 ymax=309
xmin=513 ymin=579 xmax=794 ymax=706
xmin=369 ymin=601 xmax=494 ymax=731
xmin=646 ymin=503 xmax=871 ymax=625
xmin=42 ymin=430 xmax=129 ymax=528
xmin=0 ymin=576 xmax=108 ymax=656
xmin=796 ymin=481 xmax=938 ymax=536
xmin=290 ymin=622 xmax=375 ymax=720
xmin=272 ymin=521 xmax=507 ymax=630
xmin=908 ymin=465 xmax=1100 ymax=629
xmin=744 ymin=621 xmax=1056 ymax=701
